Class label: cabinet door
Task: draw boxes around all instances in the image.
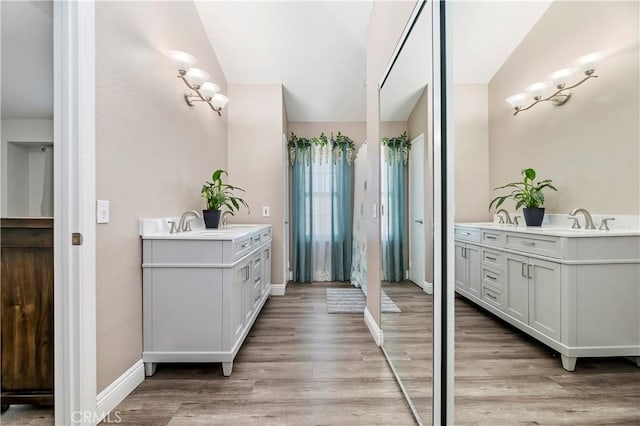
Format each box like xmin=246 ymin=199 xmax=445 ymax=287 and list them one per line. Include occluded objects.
xmin=528 ymin=258 xmax=561 ymax=340
xmin=232 ymin=262 xmax=247 ymax=344
xmin=262 ymin=244 xmax=272 ymax=291
xmin=243 ymin=262 xmax=254 ymax=323
xmin=455 ymin=241 xmax=467 ymax=292
xmin=505 ymin=253 xmax=529 ymax=324
xmin=466 ymin=244 xmax=482 ymax=298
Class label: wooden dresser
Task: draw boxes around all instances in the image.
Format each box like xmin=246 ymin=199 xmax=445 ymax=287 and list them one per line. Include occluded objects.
xmin=1 ymin=218 xmax=54 ymax=411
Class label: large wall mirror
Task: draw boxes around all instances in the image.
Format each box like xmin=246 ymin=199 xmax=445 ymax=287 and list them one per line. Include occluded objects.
xmin=379 ymin=2 xmax=434 ymax=424
xmin=450 ymin=1 xmax=640 ymax=424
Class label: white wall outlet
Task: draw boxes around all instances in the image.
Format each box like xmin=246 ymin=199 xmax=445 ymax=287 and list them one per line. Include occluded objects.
xmin=97 ymin=200 xmax=109 ymax=224
xmin=262 ymin=206 xmax=270 ymax=217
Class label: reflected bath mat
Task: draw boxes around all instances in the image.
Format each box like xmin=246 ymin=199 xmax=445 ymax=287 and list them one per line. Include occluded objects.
xmin=326 ymin=288 xmax=401 ymax=313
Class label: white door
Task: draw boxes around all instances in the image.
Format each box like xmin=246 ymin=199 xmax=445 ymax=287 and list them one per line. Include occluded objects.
xmin=409 ymin=134 xmax=425 ymax=287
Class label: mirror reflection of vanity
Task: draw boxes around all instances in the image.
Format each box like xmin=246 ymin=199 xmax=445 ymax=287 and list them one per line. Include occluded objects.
xmin=378 ymin=2 xmax=434 ymax=424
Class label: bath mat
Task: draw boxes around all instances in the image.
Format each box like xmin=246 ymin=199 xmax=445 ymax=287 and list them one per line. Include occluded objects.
xmin=326 ymin=288 xmax=401 ymax=313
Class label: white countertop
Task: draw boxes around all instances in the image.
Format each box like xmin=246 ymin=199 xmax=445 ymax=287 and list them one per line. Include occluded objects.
xmin=456 ymin=222 xmax=640 ymax=238
xmin=139 ymin=217 xmax=270 ymax=241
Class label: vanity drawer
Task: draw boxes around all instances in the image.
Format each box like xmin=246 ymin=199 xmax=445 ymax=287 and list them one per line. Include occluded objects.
xmin=455 ymin=227 xmax=481 ymax=242
xmin=482 ymin=230 xmax=505 ymax=246
xmin=252 ymin=252 xmax=262 ymax=270
xmin=482 ymin=267 xmax=503 ymax=289
xmin=482 ymin=284 xmax=503 ymax=310
xmin=260 ymin=228 xmax=271 ymax=242
xmin=233 ymin=236 xmax=253 ymax=260
xmin=252 ymin=271 xmax=263 ymax=307
xmin=482 ymin=249 xmax=503 ymax=270
xmin=506 ymin=233 xmax=561 ymax=258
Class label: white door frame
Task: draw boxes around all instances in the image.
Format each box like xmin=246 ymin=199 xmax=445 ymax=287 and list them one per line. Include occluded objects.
xmin=408 ymin=133 xmax=426 ymax=289
xmin=54 ymin=1 xmax=97 ymax=425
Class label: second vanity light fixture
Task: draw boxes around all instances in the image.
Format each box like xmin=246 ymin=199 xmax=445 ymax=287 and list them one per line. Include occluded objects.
xmin=505 ymin=52 xmax=604 ymax=116
xmin=167 ymin=50 xmax=229 ymax=116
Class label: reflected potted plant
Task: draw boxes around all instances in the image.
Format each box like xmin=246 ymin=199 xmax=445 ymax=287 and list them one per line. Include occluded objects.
xmin=201 ymin=170 xmax=249 ymax=228
xmin=489 ymin=168 xmax=557 ymax=226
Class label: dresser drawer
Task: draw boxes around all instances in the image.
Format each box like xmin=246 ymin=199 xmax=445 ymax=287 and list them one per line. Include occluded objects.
xmin=482 ymin=230 xmax=505 ymax=246
xmin=482 ymin=284 xmax=503 ymax=310
xmin=482 ymin=249 xmax=503 ymax=270
xmin=505 ymin=233 xmax=561 ymax=258
xmin=455 ymin=227 xmax=481 ymax=242
xmin=482 ymin=267 xmax=503 ymax=290
xmin=233 ymin=236 xmax=253 ymax=260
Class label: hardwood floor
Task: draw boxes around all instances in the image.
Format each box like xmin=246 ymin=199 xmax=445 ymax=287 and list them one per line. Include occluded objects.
xmin=102 ymin=282 xmax=414 ymax=425
xmin=383 ymin=280 xmax=640 ymax=425
xmin=4 ymin=281 xmax=638 ymax=425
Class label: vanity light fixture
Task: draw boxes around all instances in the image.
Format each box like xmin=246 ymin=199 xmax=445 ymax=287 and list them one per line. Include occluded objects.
xmin=506 ymin=51 xmax=604 ymax=116
xmin=167 ymin=50 xmax=229 ymax=116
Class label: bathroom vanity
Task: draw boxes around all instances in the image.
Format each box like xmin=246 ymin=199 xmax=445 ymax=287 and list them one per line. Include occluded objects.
xmin=140 ymin=221 xmax=272 ymax=376
xmin=454 ymin=221 xmax=640 ymax=371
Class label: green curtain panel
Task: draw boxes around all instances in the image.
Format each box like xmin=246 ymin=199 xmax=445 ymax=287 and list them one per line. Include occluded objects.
xmin=292 ymin=156 xmax=314 ymax=282
xmin=331 ymin=148 xmax=354 ymax=281
xmin=291 ymin=133 xmax=354 ymax=283
xmin=382 ymin=155 xmax=406 ymax=282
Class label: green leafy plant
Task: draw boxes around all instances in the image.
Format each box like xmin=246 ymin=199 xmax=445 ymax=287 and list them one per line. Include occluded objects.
xmin=489 ymin=168 xmax=557 ymax=211
xmin=381 ymin=131 xmax=409 ymax=150
xmin=201 ymin=169 xmax=249 ymax=213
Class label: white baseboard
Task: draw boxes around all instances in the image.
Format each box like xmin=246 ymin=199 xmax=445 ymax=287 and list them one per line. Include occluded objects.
xmin=364 ymin=307 xmax=384 ymax=347
xmin=423 ymin=281 xmax=433 ymax=295
xmin=96 ymin=359 xmax=144 ymax=422
xmin=271 ymin=282 xmax=287 ymax=296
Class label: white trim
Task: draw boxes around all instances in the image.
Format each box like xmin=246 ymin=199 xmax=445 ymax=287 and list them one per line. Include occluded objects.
xmin=270 ymin=282 xmax=287 ymax=296
xmin=423 ymin=281 xmax=433 ymax=295
xmin=96 ymin=360 xmax=144 ymax=423
xmin=54 ymin=2 xmax=97 ymax=425
xmin=364 ymin=307 xmax=384 ymax=347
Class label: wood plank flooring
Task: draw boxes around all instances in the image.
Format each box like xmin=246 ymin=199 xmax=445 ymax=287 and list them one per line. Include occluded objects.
xmin=383 ymin=281 xmax=640 ymax=425
xmin=3 ymin=281 xmax=638 ymax=425
xmin=101 ymin=282 xmax=414 ymax=425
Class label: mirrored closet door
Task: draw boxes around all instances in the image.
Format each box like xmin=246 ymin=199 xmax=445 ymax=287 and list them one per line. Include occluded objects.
xmin=379 ymin=2 xmax=434 ymax=424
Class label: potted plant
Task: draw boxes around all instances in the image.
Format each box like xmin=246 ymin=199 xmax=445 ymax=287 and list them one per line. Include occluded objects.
xmin=201 ymin=169 xmax=249 ymax=228
xmin=489 ymin=168 xmax=557 ymax=226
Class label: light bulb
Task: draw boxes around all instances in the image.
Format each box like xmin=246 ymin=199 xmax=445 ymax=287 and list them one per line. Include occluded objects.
xmin=573 ymin=52 xmax=604 ymax=75
xmin=167 ymin=50 xmax=196 ymax=73
xmin=549 ymin=68 xmax=577 ymax=89
xmin=525 ymin=81 xmax=550 ymax=100
xmin=210 ymin=93 xmax=229 ymax=109
xmin=199 ymin=82 xmax=220 ymax=99
xmin=505 ymin=93 xmax=530 ymax=109
xmin=185 ymin=68 xmax=209 ymax=89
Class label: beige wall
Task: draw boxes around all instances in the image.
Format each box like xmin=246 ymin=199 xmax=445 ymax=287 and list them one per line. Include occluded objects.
xmin=288 ymin=121 xmax=367 ymax=148
xmin=489 ymin=0 xmax=639 ymax=215
xmin=366 ymin=0 xmax=418 ymax=325
xmin=407 ymin=88 xmax=435 ymax=284
xmin=455 ymin=84 xmax=491 ymax=223
xmin=227 ymin=84 xmax=286 ymax=285
xmin=95 ymin=1 xmax=228 ymax=392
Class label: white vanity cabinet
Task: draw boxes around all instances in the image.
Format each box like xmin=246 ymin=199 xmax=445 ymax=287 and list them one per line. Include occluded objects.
xmin=141 ymin=224 xmax=272 ymax=377
xmin=455 ymin=224 xmax=640 ymax=371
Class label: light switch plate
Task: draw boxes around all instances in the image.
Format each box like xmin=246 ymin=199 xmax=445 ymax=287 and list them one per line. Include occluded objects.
xmin=262 ymin=206 xmax=270 ymax=217
xmin=97 ymin=200 xmax=109 ymax=224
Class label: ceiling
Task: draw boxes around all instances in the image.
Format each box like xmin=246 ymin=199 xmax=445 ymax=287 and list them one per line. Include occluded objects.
xmin=1 ymin=1 xmax=53 ymax=119
xmin=195 ymin=0 xmax=373 ymax=122
xmin=380 ymin=0 xmax=552 ymax=121
xmin=451 ymin=0 xmax=552 ymax=83
xmin=380 ymin=3 xmax=432 ymax=122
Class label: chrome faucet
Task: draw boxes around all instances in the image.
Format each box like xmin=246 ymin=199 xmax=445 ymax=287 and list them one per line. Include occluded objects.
xmin=177 ymin=210 xmax=201 ymax=232
xmin=496 ymin=209 xmax=513 ymax=225
xmin=220 ymin=211 xmax=234 ymax=228
xmin=568 ymin=208 xmax=596 ymax=230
